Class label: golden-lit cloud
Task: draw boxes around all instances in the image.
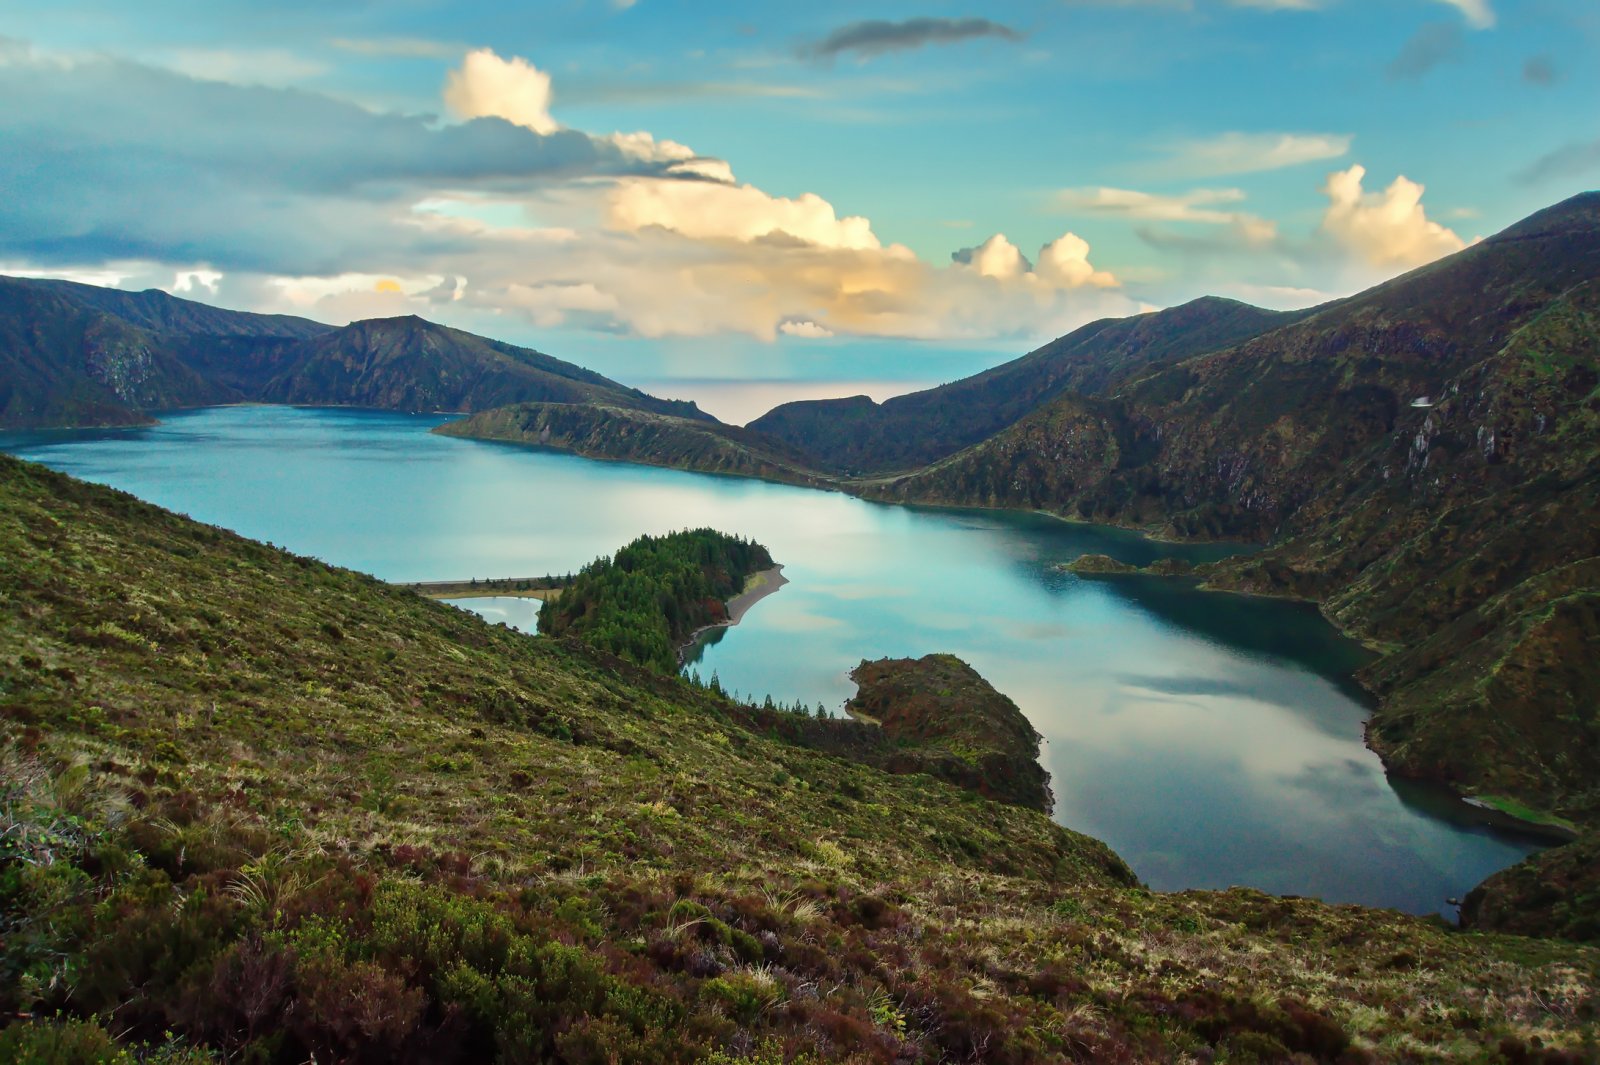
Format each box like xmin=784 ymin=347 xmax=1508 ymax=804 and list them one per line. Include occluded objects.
xmin=607 ymin=178 xmax=884 ymax=250
xmin=1319 ymin=165 xmax=1466 ymax=268
xmin=443 ymin=49 xmax=558 ymax=134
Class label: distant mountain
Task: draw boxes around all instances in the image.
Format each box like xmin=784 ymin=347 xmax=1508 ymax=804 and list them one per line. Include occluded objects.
xmin=0 ymin=276 xmax=706 ymax=428
xmin=436 ymin=401 xmax=828 ymax=487
xmin=746 ymin=296 xmax=1302 ymax=473
xmin=9 ymin=276 xmax=331 ymax=340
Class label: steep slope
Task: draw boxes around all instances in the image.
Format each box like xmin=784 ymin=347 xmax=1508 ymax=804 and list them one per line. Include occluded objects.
xmin=747 ymin=297 xmax=1300 ymax=473
xmin=868 ymin=193 xmax=1600 ymax=828
xmin=0 ymin=279 xmax=235 ymax=427
xmin=0 ymin=276 xmax=709 ymax=427
xmin=3 ymin=452 xmax=1598 ymax=1062
xmin=437 ymin=400 xmax=827 ymax=485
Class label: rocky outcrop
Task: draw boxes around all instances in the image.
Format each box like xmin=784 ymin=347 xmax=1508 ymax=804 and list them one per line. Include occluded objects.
xmin=846 ymin=654 xmax=1053 ymax=811
xmin=1461 ymin=832 xmax=1600 ymax=943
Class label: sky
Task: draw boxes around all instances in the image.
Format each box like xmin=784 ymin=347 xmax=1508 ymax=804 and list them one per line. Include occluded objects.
xmin=1 ymin=0 xmax=1596 ymax=388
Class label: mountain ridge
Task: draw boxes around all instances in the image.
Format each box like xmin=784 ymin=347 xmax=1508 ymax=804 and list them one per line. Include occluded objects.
xmin=746 ymin=295 xmax=1306 ymax=474
xmin=0 ymin=276 xmax=707 ymax=428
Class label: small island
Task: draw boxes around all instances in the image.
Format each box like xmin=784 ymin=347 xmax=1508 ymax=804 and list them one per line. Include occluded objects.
xmin=537 ymin=528 xmax=779 ymax=673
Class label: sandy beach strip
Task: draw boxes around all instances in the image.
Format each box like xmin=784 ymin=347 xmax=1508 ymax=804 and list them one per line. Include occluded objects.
xmin=678 ymin=564 xmax=787 ymax=663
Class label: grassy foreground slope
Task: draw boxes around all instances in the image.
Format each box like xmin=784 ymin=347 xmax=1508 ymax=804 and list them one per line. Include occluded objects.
xmin=2 ymin=455 xmax=1599 ymax=1063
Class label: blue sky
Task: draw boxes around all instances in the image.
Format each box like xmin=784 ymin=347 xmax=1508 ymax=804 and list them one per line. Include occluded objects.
xmin=1 ymin=0 xmax=1595 ymax=385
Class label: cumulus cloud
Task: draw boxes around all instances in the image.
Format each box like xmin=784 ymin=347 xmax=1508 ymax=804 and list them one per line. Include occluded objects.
xmin=952 ymin=233 xmax=1118 ymax=288
xmin=444 ymin=48 xmax=558 ymax=135
xmin=1319 ymin=165 xmax=1466 ymax=268
xmin=952 ymin=234 xmax=1031 ymax=279
xmin=801 ymin=18 xmax=1023 ymax=61
xmin=1037 ymin=233 xmax=1120 ymax=288
xmin=606 ymin=179 xmax=884 ymax=250
xmin=1155 ymin=131 xmax=1351 ymax=177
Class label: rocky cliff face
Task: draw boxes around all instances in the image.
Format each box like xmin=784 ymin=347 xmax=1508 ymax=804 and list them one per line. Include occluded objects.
xmin=0 ymin=280 xmax=235 ymax=427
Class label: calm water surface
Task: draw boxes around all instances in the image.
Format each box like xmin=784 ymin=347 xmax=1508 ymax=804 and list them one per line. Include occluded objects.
xmin=2 ymin=406 xmax=1543 ymax=914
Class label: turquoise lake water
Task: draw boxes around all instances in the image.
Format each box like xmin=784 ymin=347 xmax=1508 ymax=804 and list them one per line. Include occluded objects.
xmin=1 ymin=405 xmax=1546 ymax=914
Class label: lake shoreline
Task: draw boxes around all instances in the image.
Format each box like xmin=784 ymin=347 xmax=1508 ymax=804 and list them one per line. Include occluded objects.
xmin=679 ymin=565 xmax=788 ymax=666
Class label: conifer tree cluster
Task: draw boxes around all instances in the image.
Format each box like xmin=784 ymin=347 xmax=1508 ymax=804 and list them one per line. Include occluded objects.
xmin=538 ymin=529 xmax=773 ymax=673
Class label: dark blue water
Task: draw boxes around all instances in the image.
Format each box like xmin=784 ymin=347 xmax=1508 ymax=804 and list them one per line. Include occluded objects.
xmin=1 ymin=405 xmax=1544 ymax=914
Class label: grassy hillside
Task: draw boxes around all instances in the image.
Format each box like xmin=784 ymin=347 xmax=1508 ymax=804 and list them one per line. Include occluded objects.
xmin=4 ymin=453 xmax=1599 ymax=1062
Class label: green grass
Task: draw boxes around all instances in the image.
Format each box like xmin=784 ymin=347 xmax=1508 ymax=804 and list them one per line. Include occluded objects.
xmin=1469 ymin=795 xmax=1582 ymax=835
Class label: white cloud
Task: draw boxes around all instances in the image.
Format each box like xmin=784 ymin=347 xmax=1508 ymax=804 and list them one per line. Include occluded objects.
xmin=1157 ymin=131 xmax=1351 ymax=177
xmin=1435 ymin=0 xmax=1495 ymax=28
xmin=1058 ymin=186 xmax=1279 ymax=247
xmin=606 ymin=178 xmax=885 ymax=250
xmin=953 ymin=234 xmax=1031 ymax=279
xmin=163 ymin=48 xmax=328 ymax=86
xmin=1319 ymin=165 xmax=1466 ymax=268
xmin=1037 ymin=233 xmax=1119 ymax=288
xmin=444 ymin=49 xmax=558 ymax=135
xmin=780 ymin=320 xmax=834 ymax=338
xmin=1058 ymin=186 xmax=1248 ymax=224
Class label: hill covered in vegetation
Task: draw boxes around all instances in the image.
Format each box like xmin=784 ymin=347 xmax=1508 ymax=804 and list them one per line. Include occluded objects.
xmin=5 ymin=454 xmax=1600 ymax=1062
xmin=746 ymin=297 xmax=1302 ymax=475
xmin=0 ymin=276 xmax=705 ymax=429
xmin=846 ymin=655 xmax=1053 ymax=812
xmin=537 ymin=529 xmax=776 ymax=673
xmin=435 ymin=402 xmax=828 ymax=487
